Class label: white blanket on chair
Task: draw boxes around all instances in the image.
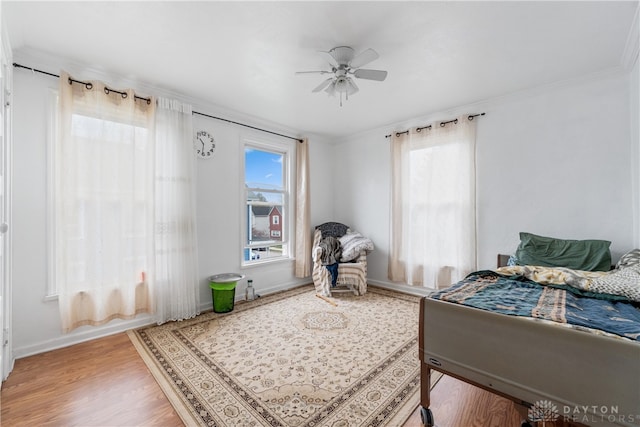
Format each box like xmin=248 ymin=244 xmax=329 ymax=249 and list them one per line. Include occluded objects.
xmin=339 ymin=231 xmax=374 ymax=262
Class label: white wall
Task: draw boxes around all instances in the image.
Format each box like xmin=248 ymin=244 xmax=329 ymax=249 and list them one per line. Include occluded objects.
xmin=10 ymin=51 xmax=335 ymax=357
xmin=631 ymin=56 xmax=639 ymax=247
xmin=12 ymin=70 xmax=73 ymax=356
xmin=476 ymin=72 xmax=632 ymax=266
xmin=626 ymin=5 xmax=639 ymax=248
xmin=192 ymin=114 xmax=335 ymax=307
xmin=335 ymin=70 xmax=635 ymax=287
xmin=332 ymin=131 xmax=391 ymax=284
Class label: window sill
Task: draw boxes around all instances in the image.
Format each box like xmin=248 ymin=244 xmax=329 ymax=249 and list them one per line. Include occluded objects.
xmin=242 ymin=257 xmax=294 ymax=269
xmin=43 ymin=294 xmax=59 ymax=302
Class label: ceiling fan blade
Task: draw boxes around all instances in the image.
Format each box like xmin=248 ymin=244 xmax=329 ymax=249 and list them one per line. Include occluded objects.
xmin=353 ymin=69 xmax=388 ymax=81
xmin=312 ymin=77 xmax=334 ymax=93
xmin=349 ymin=48 xmax=379 ymax=69
xmin=295 ymin=70 xmax=332 ymax=75
xmin=318 ymin=51 xmax=339 ymax=68
xmin=346 ymin=78 xmax=359 ymax=96
xmin=325 ymin=81 xmax=337 ymax=96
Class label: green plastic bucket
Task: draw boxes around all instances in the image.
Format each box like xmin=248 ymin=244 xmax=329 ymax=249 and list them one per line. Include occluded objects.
xmin=209 ymin=273 xmax=244 ymax=313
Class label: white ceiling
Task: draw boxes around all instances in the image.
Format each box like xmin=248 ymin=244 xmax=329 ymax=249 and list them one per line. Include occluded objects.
xmin=4 ymin=1 xmax=639 ymax=139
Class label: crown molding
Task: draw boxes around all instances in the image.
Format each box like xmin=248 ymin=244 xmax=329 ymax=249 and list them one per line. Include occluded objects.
xmin=477 ymin=66 xmax=627 ymax=110
xmin=338 ymin=66 xmax=627 ymax=145
xmin=622 ymin=3 xmax=639 ymax=71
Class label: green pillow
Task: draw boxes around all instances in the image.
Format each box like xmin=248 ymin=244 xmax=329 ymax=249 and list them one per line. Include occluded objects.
xmin=515 ymin=232 xmax=611 ymax=272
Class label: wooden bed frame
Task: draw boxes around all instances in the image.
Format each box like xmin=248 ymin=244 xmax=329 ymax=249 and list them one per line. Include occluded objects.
xmin=418 ymin=257 xmax=640 ymax=427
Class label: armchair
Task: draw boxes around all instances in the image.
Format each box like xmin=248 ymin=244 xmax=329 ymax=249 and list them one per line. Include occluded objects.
xmin=312 ymin=228 xmax=369 ymax=297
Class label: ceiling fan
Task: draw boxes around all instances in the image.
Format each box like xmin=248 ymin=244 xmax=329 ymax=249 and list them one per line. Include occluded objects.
xmin=296 ymin=46 xmax=388 ymax=106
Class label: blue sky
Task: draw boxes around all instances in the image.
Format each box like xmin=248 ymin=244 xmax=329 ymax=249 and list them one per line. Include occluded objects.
xmin=245 ymin=147 xmax=283 ymax=190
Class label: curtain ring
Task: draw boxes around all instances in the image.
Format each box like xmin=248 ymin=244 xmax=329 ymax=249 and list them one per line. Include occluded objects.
xmin=104 ymin=87 xmax=127 ymax=99
xmin=68 ymin=77 xmax=93 ymax=90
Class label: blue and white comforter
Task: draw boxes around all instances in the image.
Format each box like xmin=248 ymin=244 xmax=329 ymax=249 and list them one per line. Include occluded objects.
xmin=430 ymin=270 xmax=640 ymax=341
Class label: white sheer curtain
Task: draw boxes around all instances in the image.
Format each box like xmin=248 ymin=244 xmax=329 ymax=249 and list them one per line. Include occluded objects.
xmin=389 ymin=116 xmax=477 ymax=288
xmin=57 ymin=72 xmax=155 ymax=332
xmin=295 ymin=138 xmax=312 ymax=278
xmin=57 ymin=72 xmax=200 ymax=332
xmin=154 ymin=98 xmax=200 ymax=323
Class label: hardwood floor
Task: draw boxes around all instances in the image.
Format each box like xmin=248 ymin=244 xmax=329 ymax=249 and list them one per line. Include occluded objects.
xmin=1 ymin=332 xmax=579 ymax=427
xmin=1 ymin=333 xmax=182 ymax=426
xmin=404 ymin=374 xmax=523 ymax=427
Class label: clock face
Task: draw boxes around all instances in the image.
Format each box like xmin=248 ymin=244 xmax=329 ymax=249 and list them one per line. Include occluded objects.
xmin=195 ymin=131 xmax=216 ymax=158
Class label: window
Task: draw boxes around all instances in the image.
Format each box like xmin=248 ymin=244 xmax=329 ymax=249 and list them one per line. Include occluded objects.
xmin=47 ymin=90 xmax=151 ymax=298
xmin=65 ymin=114 xmax=149 ymax=280
xmin=243 ymin=140 xmax=290 ymax=264
xmin=389 ymin=117 xmax=477 ymax=288
xmin=53 ymin=73 xmax=156 ymax=332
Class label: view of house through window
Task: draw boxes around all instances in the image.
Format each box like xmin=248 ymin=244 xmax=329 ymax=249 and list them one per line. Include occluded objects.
xmin=244 ymin=144 xmax=289 ymax=263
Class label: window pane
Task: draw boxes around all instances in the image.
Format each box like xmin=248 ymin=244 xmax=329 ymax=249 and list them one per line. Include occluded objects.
xmin=247 ymin=191 xmax=283 ymax=205
xmin=243 ymin=142 xmax=290 ymax=264
xmin=246 ymin=203 xmax=284 ymax=244
xmin=245 ymin=148 xmax=283 ymax=190
xmin=62 ymin=114 xmax=149 ymax=291
xmin=244 ymin=245 xmax=284 ymax=261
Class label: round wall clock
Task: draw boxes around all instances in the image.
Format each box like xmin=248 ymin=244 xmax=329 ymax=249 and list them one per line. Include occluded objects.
xmin=194 ymin=130 xmax=216 ymax=158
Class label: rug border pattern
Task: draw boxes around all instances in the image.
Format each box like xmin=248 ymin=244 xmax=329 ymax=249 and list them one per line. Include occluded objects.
xmin=129 ymin=285 xmax=427 ymax=427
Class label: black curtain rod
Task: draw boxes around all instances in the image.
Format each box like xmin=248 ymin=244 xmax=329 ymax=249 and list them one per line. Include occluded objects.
xmin=385 ymin=112 xmax=486 ymax=139
xmin=14 ymin=63 xmax=152 ymax=104
xmin=192 ymin=111 xmax=303 ymax=143
xmin=13 ymin=63 xmax=304 ymax=143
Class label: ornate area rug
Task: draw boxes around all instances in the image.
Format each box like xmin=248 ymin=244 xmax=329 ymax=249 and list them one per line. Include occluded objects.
xmin=128 ymin=285 xmax=442 ymax=426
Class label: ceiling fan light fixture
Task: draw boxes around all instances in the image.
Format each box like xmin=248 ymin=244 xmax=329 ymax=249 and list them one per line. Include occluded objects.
xmin=296 ymin=45 xmax=387 ymax=106
xmin=346 ymin=78 xmax=359 ymax=96
xmin=335 ymin=77 xmax=348 ymax=93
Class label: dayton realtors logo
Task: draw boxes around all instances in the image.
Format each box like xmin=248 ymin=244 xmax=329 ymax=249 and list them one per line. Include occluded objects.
xmin=528 ymin=400 xmax=560 ymax=425
xmin=528 ymin=400 xmax=640 ymax=425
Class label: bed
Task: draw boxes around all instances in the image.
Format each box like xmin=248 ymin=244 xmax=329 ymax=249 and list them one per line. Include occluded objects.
xmin=418 ymin=235 xmax=640 ymax=427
